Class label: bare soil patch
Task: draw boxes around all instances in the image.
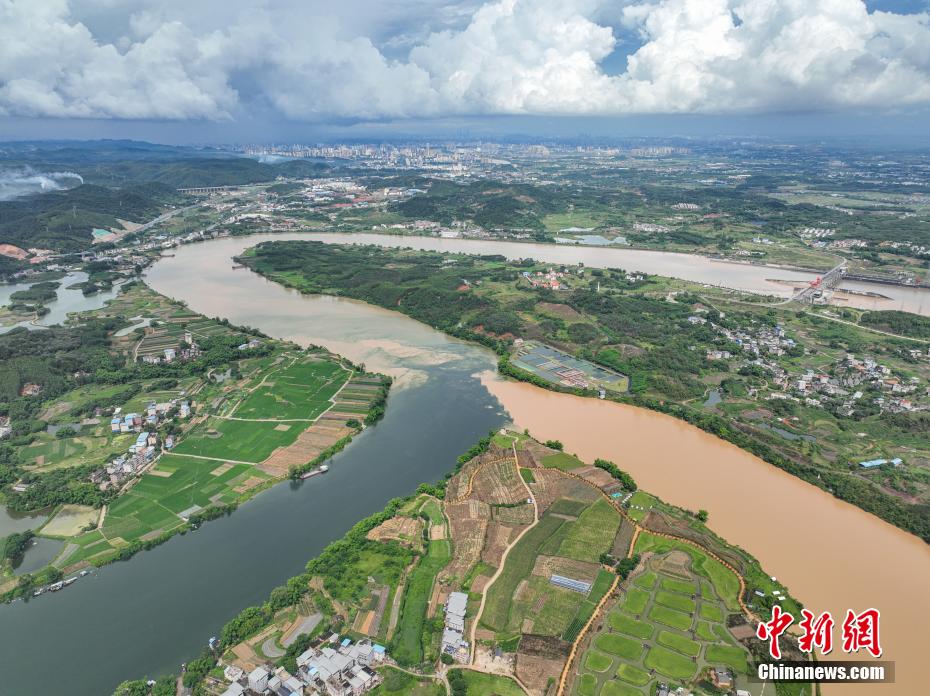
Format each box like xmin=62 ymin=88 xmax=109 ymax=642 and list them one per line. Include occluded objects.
xmin=536 ymin=302 xmax=583 ymax=320
xmin=233 ymin=476 xmax=265 ymax=494
xmin=259 ymin=421 xmax=351 ymax=476
xmin=42 ymin=504 xmax=99 ymax=537
xmin=367 ymin=516 xmax=423 ymax=547
xmin=517 ymin=634 xmax=571 ymax=694
xmin=530 ymin=555 xmax=600 ymax=583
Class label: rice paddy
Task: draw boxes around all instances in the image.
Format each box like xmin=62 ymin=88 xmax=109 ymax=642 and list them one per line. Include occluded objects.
xmin=572 ymin=540 xmax=759 ymax=696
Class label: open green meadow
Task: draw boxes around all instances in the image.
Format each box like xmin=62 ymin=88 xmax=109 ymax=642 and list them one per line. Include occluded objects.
xmin=372 ymin=667 xmax=443 ymax=696
xmin=450 ymin=670 xmax=524 ymax=696
xmin=542 ymin=452 xmax=585 ymax=471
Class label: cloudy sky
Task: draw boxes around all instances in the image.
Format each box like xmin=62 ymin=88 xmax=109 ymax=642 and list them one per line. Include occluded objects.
xmin=1 ymin=0 xmax=929 ymax=142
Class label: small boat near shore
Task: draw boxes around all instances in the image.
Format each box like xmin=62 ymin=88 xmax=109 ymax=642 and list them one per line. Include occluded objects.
xmin=299 ymin=464 xmax=329 ymax=480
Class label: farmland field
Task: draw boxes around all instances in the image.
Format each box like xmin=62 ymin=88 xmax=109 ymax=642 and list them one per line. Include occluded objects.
xmin=482 ymin=512 xmax=566 ymax=634
xmin=232 ymin=358 xmax=348 ymax=420
xmin=556 ymin=498 xmax=620 ymax=562
xmin=55 ymin=453 xmax=271 ymax=568
xmin=393 ymin=539 xmax=451 ymax=666
xmin=170 ymin=417 xmax=303 ymax=462
xmin=572 ymin=545 xmax=759 ymax=696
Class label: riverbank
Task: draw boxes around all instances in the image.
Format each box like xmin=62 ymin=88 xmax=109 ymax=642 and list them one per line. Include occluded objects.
xmin=240 ymin=240 xmax=930 ymax=543
xmin=3 ymin=232 xmax=920 ymax=695
xmin=115 ymin=430 xmax=807 ymax=696
xmin=0 ymin=283 xmax=391 ymax=603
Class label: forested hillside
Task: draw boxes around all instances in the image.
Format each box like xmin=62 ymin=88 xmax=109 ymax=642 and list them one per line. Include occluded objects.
xmin=0 ymin=140 xmax=332 ymax=251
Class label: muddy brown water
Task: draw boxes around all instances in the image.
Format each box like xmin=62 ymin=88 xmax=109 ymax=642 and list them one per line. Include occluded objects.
xmin=482 ymin=377 xmax=929 ymax=695
xmin=1 ymin=233 xmax=924 ymax=695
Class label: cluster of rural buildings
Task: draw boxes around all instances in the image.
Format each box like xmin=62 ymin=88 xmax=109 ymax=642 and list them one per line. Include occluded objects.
xmin=689 ymin=313 xmax=799 ymax=360
xmin=221 ymin=636 xmax=387 ymax=696
xmin=699 ymin=306 xmax=927 ymax=417
xmin=760 ymin=351 xmax=925 ymax=419
xmin=374 ymin=218 xmax=496 ymax=240
xmin=633 ymin=222 xmax=671 ymax=234
xmin=89 ymin=398 xmax=189 ymax=489
xmin=876 ymin=239 xmax=930 ymax=258
xmin=140 ymin=331 xmax=202 ymax=364
xmin=521 ymin=268 xmax=572 ymax=291
xmin=440 ymin=591 xmax=470 ymax=663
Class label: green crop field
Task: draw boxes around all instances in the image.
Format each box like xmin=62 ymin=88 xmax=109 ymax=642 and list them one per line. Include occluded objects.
xmin=696 ymin=621 xmax=717 ymax=641
xmin=556 ymin=498 xmax=620 ymax=562
xmin=482 ymin=513 xmax=566 ymax=634
xmin=657 ymin=630 xmax=700 ymax=657
xmin=393 ymin=539 xmax=451 ymax=666
xmin=620 ymin=588 xmax=649 ymax=615
xmin=615 ymin=664 xmax=650 ymax=686
xmin=533 ymin=580 xmax=588 ymax=636
xmin=633 ymin=533 xmax=741 ymax=611
xmin=577 ymin=674 xmax=597 ymax=696
xmin=705 ymin=644 xmax=750 ymax=673
xmin=600 ymin=682 xmax=642 ymax=696
xmin=452 ymin=671 xmax=524 ymax=696
xmin=594 ymin=634 xmax=643 ymax=661
xmin=572 ymin=545 xmax=761 ymax=696
xmin=648 ymin=604 xmax=692 ymax=631
xmin=607 ymin=612 xmax=653 ymax=640
xmin=643 ymin=645 xmax=696 ymax=681
xmin=654 ymin=590 xmax=696 ymax=613
xmin=171 ymin=417 xmax=301 ymax=462
xmin=418 ymin=499 xmax=443 ymax=525
xmin=699 ymin=603 xmax=725 ymax=622
xmin=56 ymin=454 xmax=270 ymax=568
xmin=233 ymin=358 xmax=347 ymax=420
xmin=542 ymin=452 xmax=585 ymax=471
xmin=548 ymin=498 xmax=589 ymax=517
xmin=660 ymin=577 xmax=697 ymax=595
xmin=585 ymin=651 xmax=614 ymax=673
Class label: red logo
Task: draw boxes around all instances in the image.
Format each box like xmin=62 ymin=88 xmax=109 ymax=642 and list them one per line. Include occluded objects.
xmin=757 ymin=607 xmax=882 ymax=658
xmin=798 ymin=609 xmax=835 ymax=655
xmin=756 ymin=605 xmax=794 ymax=659
xmin=842 ymin=608 xmax=882 ymax=658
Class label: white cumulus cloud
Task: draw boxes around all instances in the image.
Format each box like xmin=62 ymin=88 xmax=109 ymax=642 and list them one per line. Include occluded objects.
xmin=0 ymin=0 xmax=928 ymax=121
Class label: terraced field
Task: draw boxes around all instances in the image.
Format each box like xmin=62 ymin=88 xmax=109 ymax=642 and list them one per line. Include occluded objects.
xmin=572 ymin=540 xmax=761 ymax=696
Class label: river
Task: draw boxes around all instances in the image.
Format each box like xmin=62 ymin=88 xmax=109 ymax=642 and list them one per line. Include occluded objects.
xmin=0 ymin=233 xmax=925 ymax=695
xmin=293 ymin=232 xmax=930 ymax=316
xmin=0 ymin=271 xmax=123 ymax=334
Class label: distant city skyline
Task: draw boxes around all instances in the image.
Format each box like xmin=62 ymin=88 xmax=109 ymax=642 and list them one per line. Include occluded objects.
xmin=2 ymin=0 xmax=930 ymax=144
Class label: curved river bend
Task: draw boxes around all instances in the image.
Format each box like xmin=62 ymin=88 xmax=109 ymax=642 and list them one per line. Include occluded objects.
xmin=296 ymin=232 xmax=930 ymax=316
xmin=0 ymin=233 xmax=925 ymax=696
